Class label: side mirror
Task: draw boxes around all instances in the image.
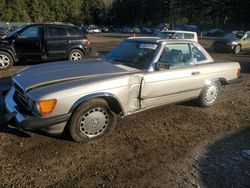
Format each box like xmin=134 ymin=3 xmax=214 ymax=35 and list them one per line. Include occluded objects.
xmin=155 ymin=62 xmax=170 ymax=71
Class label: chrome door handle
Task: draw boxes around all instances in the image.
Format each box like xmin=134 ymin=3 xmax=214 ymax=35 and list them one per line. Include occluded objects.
xmin=192 ymin=71 xmax=200 ymax=75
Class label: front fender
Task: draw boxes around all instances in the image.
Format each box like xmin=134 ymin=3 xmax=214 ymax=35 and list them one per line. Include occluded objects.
xmin=69 ymin=92 xmax=125 ymax=116
xmin=0 ymin=45 xmax=18 ymax=62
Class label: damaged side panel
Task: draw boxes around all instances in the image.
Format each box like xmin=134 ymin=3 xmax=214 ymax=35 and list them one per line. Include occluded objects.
xmin=122 ymin=74 xmax=143 ymax=115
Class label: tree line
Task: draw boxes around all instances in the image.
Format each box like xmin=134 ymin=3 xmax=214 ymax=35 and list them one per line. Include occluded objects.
xmin=0 ymin=0 xmax=107 ymax=25
xmin=109 ymin=0 xmax=250 ymax=29
xmin=0 ymin=0 xmax=249 ymax=28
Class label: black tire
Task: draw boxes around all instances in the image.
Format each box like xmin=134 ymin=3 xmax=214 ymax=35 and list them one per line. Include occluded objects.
xmin=197 ymin=81 xmax=220 ymax=107
xmin=0 ymin=51 xmax=13 ymax=71
xmin=68 ymin=49 xmax=84 ymax=61
xmin=68 ymin=98 xmax=117 ymax=142
xmin=234 ymin=45 xmax=241 ymax=54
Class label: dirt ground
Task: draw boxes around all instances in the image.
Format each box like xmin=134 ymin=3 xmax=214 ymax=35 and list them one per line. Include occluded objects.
xmin=0 ymin=33 xmax=249 ymax=188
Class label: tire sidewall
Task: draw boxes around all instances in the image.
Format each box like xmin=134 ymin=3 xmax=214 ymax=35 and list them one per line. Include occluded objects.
xmin=69 ymin=99 xmax=117 ymax=142
xmin=0 ymin=51 xmax=13 ymax=71
xmin=199 ymin=81 xmax=220 ymax=107
xmin=234 ymin=45 xmax=241 ymax=54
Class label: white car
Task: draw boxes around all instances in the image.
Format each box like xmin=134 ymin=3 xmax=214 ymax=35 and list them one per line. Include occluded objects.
xmin=87 ymin=26 xmax=101 ymax=34
xmin=157 ymin=30 xmax=198 ymax=42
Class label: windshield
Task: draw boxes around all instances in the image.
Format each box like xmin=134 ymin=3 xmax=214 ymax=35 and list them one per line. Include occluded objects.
xmin=106 ymin=40 xmax=159 ymax=70
xmin=224 ymin=32 xmax=244 ymax=40
xmin=157 ymin=32 xmax=175 ymax=39
xmin=3 ymin=24 xmax=28 ymax=38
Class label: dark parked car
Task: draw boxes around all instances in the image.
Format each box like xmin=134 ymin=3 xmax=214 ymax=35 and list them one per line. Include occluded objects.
xmin=201 ymin=28 xmax=224 ymax=37
xmin=0 ymin=23 xmax=91 ymax=70
xmin=101 ymin=27 xmax=109 ymax=33
xmin=183 ymin=24 xmax=199 ymax=32
xmin=141 ymin=27 xmax=154 ymax=34
xmin=212 ymin=31 xmax=250 ymax=54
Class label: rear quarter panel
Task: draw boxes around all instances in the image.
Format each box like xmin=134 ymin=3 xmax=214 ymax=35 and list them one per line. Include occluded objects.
xmin=197 ymin=62 xmax=240 ymax=83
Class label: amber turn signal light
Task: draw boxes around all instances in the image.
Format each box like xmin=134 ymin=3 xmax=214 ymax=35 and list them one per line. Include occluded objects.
xmin=38 ymin=99 xmax=57 ymax=116
xmin=237 ymin=68 xmax=241 ymax=77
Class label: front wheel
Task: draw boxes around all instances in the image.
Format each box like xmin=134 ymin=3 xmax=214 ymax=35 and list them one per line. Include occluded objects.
xmin=197 ymin=81 xmax=220 ymax=107
xmin=0 ymin=51 xmax=13 ymax=71
xmin=234 ymin=45 xmax=241 ymax=54
xmin=68 ymin=98 xmax=117 ymax=142
xmin=68 ymin=49 xmax=84 ymax=61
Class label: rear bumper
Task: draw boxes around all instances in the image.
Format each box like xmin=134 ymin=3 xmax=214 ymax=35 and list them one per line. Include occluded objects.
xmin=227 ymin=76 xmax=243 ymax=84
xmin=3 ymin=88 xmax=71 ymax=131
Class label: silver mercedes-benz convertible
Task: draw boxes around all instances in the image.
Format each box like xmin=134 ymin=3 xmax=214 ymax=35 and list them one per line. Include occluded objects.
xmin=3 ymin=37 xmax=242 ymax=142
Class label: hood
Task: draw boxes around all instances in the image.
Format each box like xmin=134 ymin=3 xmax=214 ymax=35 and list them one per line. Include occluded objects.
xmin=13 ymin=60 xmax=137 ymax=93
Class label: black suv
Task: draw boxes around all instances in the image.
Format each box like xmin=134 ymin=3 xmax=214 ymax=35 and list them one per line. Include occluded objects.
xmin=0 ymin=23 xmax=91 ymax=70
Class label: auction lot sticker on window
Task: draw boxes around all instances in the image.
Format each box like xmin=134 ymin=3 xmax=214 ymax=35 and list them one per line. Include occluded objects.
xmin=139 ymin=43 xmax=158 ymax=50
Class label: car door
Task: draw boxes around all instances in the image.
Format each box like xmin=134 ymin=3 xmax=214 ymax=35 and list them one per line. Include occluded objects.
xmin=45 ymin=25 xmax=69 ymax=60
xmin=14 ymin=25 xmax=43 ymax=60
xmin=140 ymin=43 xmax=205 ymax=109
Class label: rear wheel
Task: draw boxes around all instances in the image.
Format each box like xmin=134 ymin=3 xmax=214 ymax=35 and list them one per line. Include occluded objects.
xmin=0 ymin=51 xmax=13 ymax=71
xmin=197 ymin=81 xmax=220 ymax=107
xmin=234 ymin=45 xmax=241 ymax=54
xmin=68 ymin=98 xmax=117 ymax=142
xmin=68 ymin=49 xmax=84 ymax=61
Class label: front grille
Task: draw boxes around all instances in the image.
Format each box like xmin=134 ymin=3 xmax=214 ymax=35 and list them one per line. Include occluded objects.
xmin=17 ymin=92 xmax=29 ymax=109
xmin=13 ymin=82 xmax=25 ymax=96
xmin=13 ymin=81 xmax=29 ymax=110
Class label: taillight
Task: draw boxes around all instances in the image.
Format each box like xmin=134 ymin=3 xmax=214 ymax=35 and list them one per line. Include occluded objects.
xmin=86 ymin=35 xmax=90 ymax=47
xmin=237 ymin=68 xmax=241 ymax=77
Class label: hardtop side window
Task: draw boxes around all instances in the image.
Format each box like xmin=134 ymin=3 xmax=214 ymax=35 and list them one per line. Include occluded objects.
xmin=184 ymin=33 xmax=194 ymax=39
xmin=19 ymin=25 xmax=42 ymax=39
xmin=174 ymin=33 xmax=184 ymax=39
xmin=159 ymin=43 xmax=193 ymax=68
xmin=190 ymin=44 xmax=207 ymax=62
xmin=47 ymin=26 xmax=68 ymax=38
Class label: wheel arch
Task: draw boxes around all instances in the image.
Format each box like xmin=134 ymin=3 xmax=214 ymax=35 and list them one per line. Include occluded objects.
xmin=67 ymin=46 xmax=86 ymax=58
xmin=69 ymin=93 xmax=125 ymax=116
xmin=0 ymin=48 xmax=18 ymax=62
xmin=205 ymin=77 xmax=227 ymax=86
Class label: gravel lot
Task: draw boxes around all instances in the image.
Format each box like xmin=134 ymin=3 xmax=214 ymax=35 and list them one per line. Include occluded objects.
xmin=0 ymin=33 xmax=250 ymax=187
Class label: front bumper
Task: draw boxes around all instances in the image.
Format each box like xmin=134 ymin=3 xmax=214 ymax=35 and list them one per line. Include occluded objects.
xmin=227 ymin=76 xmax=243 ymax=85
xmin=212 ymin=43 xmax=235 ymax=52
xmin=3 ymin=88 xmax=71 ymax=131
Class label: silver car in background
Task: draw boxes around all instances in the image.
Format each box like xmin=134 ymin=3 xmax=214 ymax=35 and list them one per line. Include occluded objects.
xmin=3 ymin=37 xmax=242 ymax=142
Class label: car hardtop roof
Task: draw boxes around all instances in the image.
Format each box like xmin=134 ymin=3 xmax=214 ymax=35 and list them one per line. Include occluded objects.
xmin=160 ymin=30 xmax=197 ymax=34
xmin=126 ymin=37 xmax=198 ymax=45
